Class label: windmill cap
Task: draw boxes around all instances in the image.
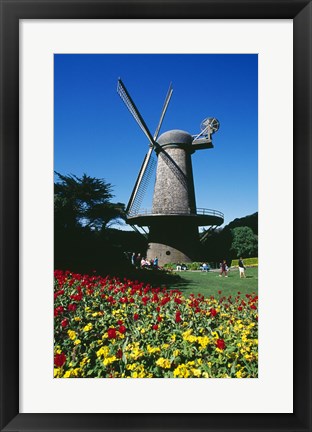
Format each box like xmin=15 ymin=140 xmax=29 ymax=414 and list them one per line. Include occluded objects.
xmin=157 ymin=130 xmax=193 ymax=146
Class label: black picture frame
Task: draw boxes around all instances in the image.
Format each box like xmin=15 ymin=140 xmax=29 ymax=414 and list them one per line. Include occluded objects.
xmin=0 ymin=1 xmax=311 ymax=431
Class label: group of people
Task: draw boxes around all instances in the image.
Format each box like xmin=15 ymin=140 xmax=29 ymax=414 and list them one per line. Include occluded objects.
xmin=131 ymin=252 xmax=158 ymax=270
xmin=176 ymin=263 xmax=187 ymax=271
xmin=200 ymin=263 xmax=209 ymax=272
xmin=219 ymin=257 xmax=246 ymax=278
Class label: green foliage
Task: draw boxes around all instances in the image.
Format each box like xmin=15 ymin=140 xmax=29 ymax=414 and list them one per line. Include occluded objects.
xmin=54 ymin=172 xmax=125 ymax=231
xmin=54 ymin=172 xmax=127 ymax=273
xmin=201 ymin=213 xmax=258 ymax=263
xmin=163 ymin=263 xmax=176 ymax=270
xmin=188 ymin=262 xmax=201 ymax=270
xmin=231 ymin=257 xmax=258 ymax=267
xmin=230 ymin=226 xmax=258 ymax=258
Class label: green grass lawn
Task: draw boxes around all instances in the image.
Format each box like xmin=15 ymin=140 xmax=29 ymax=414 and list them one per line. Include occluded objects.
xmin=110 ymin=265 xmax=258 ymax=300
xmin=165 ymin=267 xmax=258 ymax=298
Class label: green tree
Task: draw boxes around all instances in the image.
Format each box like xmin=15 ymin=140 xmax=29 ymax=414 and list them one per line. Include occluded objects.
xmin=54 ymin=172 xmax=125 ymax=231
xmin=230 ymin=226 xmax=258 ymax=258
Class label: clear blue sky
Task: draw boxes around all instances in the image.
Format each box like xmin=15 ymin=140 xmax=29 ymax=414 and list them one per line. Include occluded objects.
xmin=54 ymin=54 xmax=258 ymax=229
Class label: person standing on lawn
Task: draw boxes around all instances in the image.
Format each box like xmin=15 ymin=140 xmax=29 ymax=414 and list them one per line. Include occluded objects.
xmin=238 ymin=257 xmax=246 ymax=278
xmin=219 ymin=260 xmax=228 ymax=277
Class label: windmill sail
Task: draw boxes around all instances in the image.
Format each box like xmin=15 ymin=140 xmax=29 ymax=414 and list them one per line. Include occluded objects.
xmin=117 ymin=79 xmax=155 ymax=147
xmin=153 ymin=83 xmax=173 ymax=141
xmin=126 ymin=148 xmax=156 ymax=217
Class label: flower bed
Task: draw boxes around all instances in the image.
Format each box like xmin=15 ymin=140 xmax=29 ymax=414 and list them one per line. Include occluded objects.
xmin=54 ymin=270 xmax=258 ymax=378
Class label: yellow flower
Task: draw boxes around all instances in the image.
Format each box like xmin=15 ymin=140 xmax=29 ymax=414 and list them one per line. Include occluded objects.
xmin=74 ymin=339 xmax=81 ymax=346
xmin=80 ymin=356 xmax=90 ymax=367
xmin=156 ymin=357 xmax=171 ymax=369
xmin=197 ymin=336 xmax=209 ymax=349
xmin=54 ymin=368 xmax=61 ymax=377
xmin=103 ymin=356 xmax=117 ymax=366
xmin=244 ymin=353 xmax=254 ymax=362
xmin=67 ymin=330 xmax=76 ymax=340
xmin=147 ymin=345 xmax=160 ymax=354
xmin=63 ymin=368 xmax=81 ymax=378
xmin=191 ymin=368 xmax=202 ymax=377
xmin=96 ymin=346 xmax=109 ymax=358
xmin=235 ymin=370 xmax=243 ymax=378
xmin=173 ymin=364 xmax=190 ymax=378
xmin=83 ymin=323 xmax=93 ymax=332
xmin=126 ymin=363 xmax=137 ymax=371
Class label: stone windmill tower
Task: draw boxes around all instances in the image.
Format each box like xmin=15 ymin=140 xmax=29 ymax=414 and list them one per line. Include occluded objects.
xmin=117 ymin=79 xmax=224 ymax=266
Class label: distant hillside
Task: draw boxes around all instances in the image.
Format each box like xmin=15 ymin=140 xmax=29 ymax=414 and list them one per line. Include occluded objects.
xmin=224 ymin=212 xmax=258 ymax=235
xmin=201 ymin=212 xmax=258 ymax=263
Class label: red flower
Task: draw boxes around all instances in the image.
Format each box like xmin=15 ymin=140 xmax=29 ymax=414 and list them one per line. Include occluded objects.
xmin=175 ymin=311 xmax=182 ymax=323
xmin=238 ymin=306 xmax=243 ymax=311
xmin=210 ymin=308 xmax=217 ymax=317
xmin=152 ymin=324 xmax=159 ymax=330
xmin=250 ymin=304 xmax=257 ymax=310
xmin=142 ymin=296 xmax=149 ymax=305
xmin=117 ymin=320 xmax=123 ymax=325
xmin=118 ymin=325 xmax=126 ymax=334
xmin=120 ymin=297 xmax=128 ymax=304
xmin=107 ymin=328 xmax=117 ymax=339
xmin=61 ymin=318 xmax=68 ymax=328
xmin=160 ymin=297 xmax=170 ymax=306
xmin=157 ymin=315 xmax=162 ymax=322
xmin=68 ymin=303 xmax=77 ymax=312
xmin=218 ymin=290 xmax=222 ymax=295
xmin=133 ymin=313 xmax=139 ymax=321
xmin=54 ymin=306 xmax=64 ymax=317
xmin=216 ymin=339 xmax=226 ymax=350
xmin=70 ymin=293 xmax=83 ymax=301
xmin=116 ymin=349 xmax=123 ymax=359
xmin=54 ymin=352 xmax=66 ymax=367
xmin=54 ymin=289 xmax=64 ymax=300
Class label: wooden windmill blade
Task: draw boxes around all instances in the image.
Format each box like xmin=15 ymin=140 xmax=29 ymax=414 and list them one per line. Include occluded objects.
xmin=153 ymin=82 xmax=173 ymax=141
xmin=126 ymin=148 xmax=156 ymax=216
xmin=117 ymin=78 xmax=157 ymax=148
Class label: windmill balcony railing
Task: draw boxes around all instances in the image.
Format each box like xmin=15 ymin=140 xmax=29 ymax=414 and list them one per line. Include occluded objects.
xmin=128 ymin=207 xmax=224 ymax=219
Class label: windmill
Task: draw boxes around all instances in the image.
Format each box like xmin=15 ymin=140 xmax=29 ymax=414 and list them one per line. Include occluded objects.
xmin=117 ymin=78 xmax=224 ymax=266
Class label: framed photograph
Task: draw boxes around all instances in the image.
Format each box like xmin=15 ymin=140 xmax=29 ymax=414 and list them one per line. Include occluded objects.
xmin=1 ymin=0 xmax=311 ymax=431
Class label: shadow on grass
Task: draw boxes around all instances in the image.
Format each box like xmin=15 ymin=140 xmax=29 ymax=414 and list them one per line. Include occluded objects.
xmin=120 ymin=269 xmax=198 ymax=294
xmin=104 ymin=266 xmax=196 ymax=293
